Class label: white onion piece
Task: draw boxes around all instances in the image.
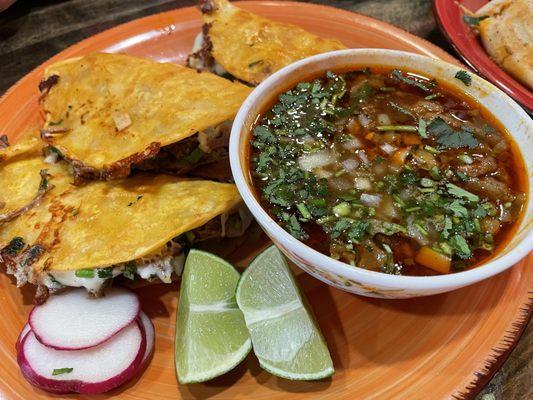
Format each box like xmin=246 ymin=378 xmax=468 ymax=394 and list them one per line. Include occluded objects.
xmin=342 ymin=158 xmax=359 ymax=172
xmin=354 ymin=177 xmax=372 ymax=191
xmin=360 ymin=193 xmax=381 ymax=207
xmin=407 ymin=217 xmax=429 ymax=246
xmin=297 ymin=150 xmax=335 ymax=171
xmin=358 ymin=113 xmax=371 ymax=128
xmin=357 ymin=150 xmax=369 ymax=164
xmin=341 ymin=138 xmax=362 ymax=150
xmin=377 ymin=113 xmax=391 ymax=126
xmin=380 ymin=143 xmax=397 ymax=155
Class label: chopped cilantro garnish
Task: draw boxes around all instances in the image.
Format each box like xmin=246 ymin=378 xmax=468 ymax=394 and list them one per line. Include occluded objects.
xmin=449 ymin=235 xmax=472 ymax=259
xmin=3 ymin=237 xmax=25 ymax=256
xmin=52 ymin=368 xmax=73 ymax=376
xmin=97 ymin=267 xmax=113 ymax=279
xmin=445 ymin=183 xmax=479 ymax=202
xmin=455 ymin=70 xmax=472 ymax=86
xmin=123 ymin=261 xmax=137 ymax=280
xmin=391 ymin=69 xmax=434 ymax=92
xmin=428 ymin=117 xmax=479 ymax=149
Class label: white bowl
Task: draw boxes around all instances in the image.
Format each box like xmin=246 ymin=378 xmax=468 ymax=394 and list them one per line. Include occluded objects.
xmin=229 ymin=49 xmax=533 ymax=298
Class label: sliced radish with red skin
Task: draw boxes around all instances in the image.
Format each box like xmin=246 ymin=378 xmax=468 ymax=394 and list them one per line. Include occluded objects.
xmin=30 ymin=287 xmax=140 ymax=350
xmin=17 ymin=320 xmax=146 ymax=394
xmin=16 ymin=324 xmax=31 ymax=352
xmin=138 ymin=312 xmax=155 ymax=369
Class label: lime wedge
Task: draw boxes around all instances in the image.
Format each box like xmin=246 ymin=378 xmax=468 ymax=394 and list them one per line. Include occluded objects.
xmin=175 ymin=249 xmax=251 ymax=384
xmin=236 ymin=245 xmax=334 ymax=380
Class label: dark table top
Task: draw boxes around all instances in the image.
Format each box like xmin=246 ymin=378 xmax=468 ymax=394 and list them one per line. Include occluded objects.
xmin=0 ymin=1 xmax=530 ymax=399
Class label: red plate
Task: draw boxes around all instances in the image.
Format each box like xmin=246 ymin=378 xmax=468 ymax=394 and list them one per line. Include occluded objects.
xmin=433 ymin=0 xmax=533 ymax=112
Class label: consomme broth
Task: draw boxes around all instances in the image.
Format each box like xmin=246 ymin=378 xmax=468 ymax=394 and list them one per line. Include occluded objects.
xmin=248 ymin=67 xmax=527 ymax=276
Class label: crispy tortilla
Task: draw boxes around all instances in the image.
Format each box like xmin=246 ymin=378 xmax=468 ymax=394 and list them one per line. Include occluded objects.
xmin=40 ymin=52 xmax=251 ymax=180
xmin=9 ymin=176 xmax=240 ymax=277
xmin=477 ymin=0 xmax=533 ymax=89
xmin=194 ymin=0 xmax=346 ymax=84
xmin=0 ymin=138 xmax=59 ymax=224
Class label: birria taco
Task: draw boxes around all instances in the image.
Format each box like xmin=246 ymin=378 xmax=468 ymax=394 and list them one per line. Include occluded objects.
xmin=188 ymin=0 xmax=346 ymax=85
xmin=39 ymin=52 xmax=252 ymax=183
xmin=0 ymin=168 xmax=250 ymax=302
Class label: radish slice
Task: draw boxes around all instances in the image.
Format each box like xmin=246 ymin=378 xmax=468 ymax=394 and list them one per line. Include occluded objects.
xmin=16 ymin=324 xmax=31 ymax=352
xmin=30 ymin=287 xmax=140 ymax=350
xmin=138 ymin=311 xmax=155 ymax=368
xmin=17 ymin=320 xmax=146 ymax=394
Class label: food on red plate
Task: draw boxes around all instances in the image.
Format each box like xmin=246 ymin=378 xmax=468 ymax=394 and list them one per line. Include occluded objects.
xmin=248 ymin=68 xmax=526 ymax=275
xmin=188 ymin=0 xmax=345 ymax=85
xmin=465 ymin=0 xmax=533 ymax=89
xmin=16 ymin=288 xmax=155 ymax=395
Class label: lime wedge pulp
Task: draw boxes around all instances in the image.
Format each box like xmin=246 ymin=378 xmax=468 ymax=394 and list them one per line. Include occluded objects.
xmin=236 ymin=245 xmax=334 ymax=380
xmin=175 ymin=249 xmax=251 ymax=384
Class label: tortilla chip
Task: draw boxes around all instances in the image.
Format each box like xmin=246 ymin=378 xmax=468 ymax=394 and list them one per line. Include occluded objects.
xmin=40 ymin=52 xmax=251 ymax=179
xmin=25 ymin=176 xmax=241 ymax=274
xmin=0 ymin=138 xmax=57 ymax=224
xmin=197 ymin=0 xmax=346 ymax=84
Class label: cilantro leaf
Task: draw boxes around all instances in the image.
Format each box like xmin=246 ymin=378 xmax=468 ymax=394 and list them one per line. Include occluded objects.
xmin=449 ymin=235 xmax=472 ymax=259
xmin=455 ymin=70 xmax=472 ymax=86
xmin=428 ymin=117 xmax=479 ymax=149
xmin=445 ymin=183 xmax=479 ymax=202
xmin=391 ymin=69 xmax=433 ymax=92
xmin=448 ymin=200 xmax=469 ymax=217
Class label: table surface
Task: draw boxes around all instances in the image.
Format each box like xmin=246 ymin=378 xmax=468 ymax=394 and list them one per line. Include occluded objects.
xmin=0 ymin=0 xmax=530 ymax=399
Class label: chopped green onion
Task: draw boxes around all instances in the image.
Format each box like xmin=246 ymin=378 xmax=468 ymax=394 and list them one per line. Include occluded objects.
xmin=429 ymin=166 xmax=442 ymax=180
xmin=75 ymin=269 xmax=94 ymax=278
xmin=424 ymin=145 xmax=440 ymax=154
xmin=405 ymin=206 xmax=421 ymax=212
xmin=52 ymin=368 xmax=73 ymax=376
xmin=317 ymin=216 xmax=335 ymax=224
xmin=414 ymin=223 xmax=428 ymax=236
xmin=458 ymin=154 xmax=473 ymax=164
xmin=420 ymin=178 xmax=434 ymax=188
xmin=418 ymin=119 xmax=427 ymax=138
xmin=419 ymin=187 xmax=435 ymax=193
xmin=296 ymin=203 xmax=312 ymax=220
xmin=439 ymin=242 xmax=453 ymax=255
xmin=504 ymin=201 xmax=512 ymax=209
xmin=392 ymin=194 xmax=405 ymax=206
xmin=376 ymin=125 xmax=417 ymax=132
xmin=333 ymin=202 xmax=351 ymax=217
xmin=334 ymin=168 xmax=346 ymax=177
xmin=425 ymin=93 xmax=440 ymax=100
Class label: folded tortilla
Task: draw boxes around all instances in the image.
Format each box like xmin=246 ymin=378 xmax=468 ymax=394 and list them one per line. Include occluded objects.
xmin=189 ymin=0 xmax=346 ymax=85
xmin=0 ymin=138 xmax=69 ymax=226
xmin=476 ymin=0 xmax=533 ymax=89
xmin=0 ymin=173 xmax=242 ymax=300
xmin=40 ymin=52 xmax=252 ymax=181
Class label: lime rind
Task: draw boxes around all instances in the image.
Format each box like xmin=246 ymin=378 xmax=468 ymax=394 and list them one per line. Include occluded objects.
xmin=175 ymin=249 xmax=251 ymax=384
xmin=236 ymin=245 xmax=334 ymax=381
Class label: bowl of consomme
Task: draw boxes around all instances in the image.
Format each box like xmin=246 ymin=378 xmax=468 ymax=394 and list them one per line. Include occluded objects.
xmin=229 ymin=49 xmax=532 ymax=298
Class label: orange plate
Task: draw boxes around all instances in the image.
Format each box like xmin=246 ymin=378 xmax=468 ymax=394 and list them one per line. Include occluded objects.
xmin=0 ymin=2 xmax=531 ymax=399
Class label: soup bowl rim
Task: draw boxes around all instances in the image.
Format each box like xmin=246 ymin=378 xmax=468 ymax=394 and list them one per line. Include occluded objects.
xmin=229 ymin=48 xmax=532 ymax=293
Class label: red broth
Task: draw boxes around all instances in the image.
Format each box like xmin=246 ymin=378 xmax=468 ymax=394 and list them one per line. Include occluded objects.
xmin=247 ymin=67 xmax=527 ymax=276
